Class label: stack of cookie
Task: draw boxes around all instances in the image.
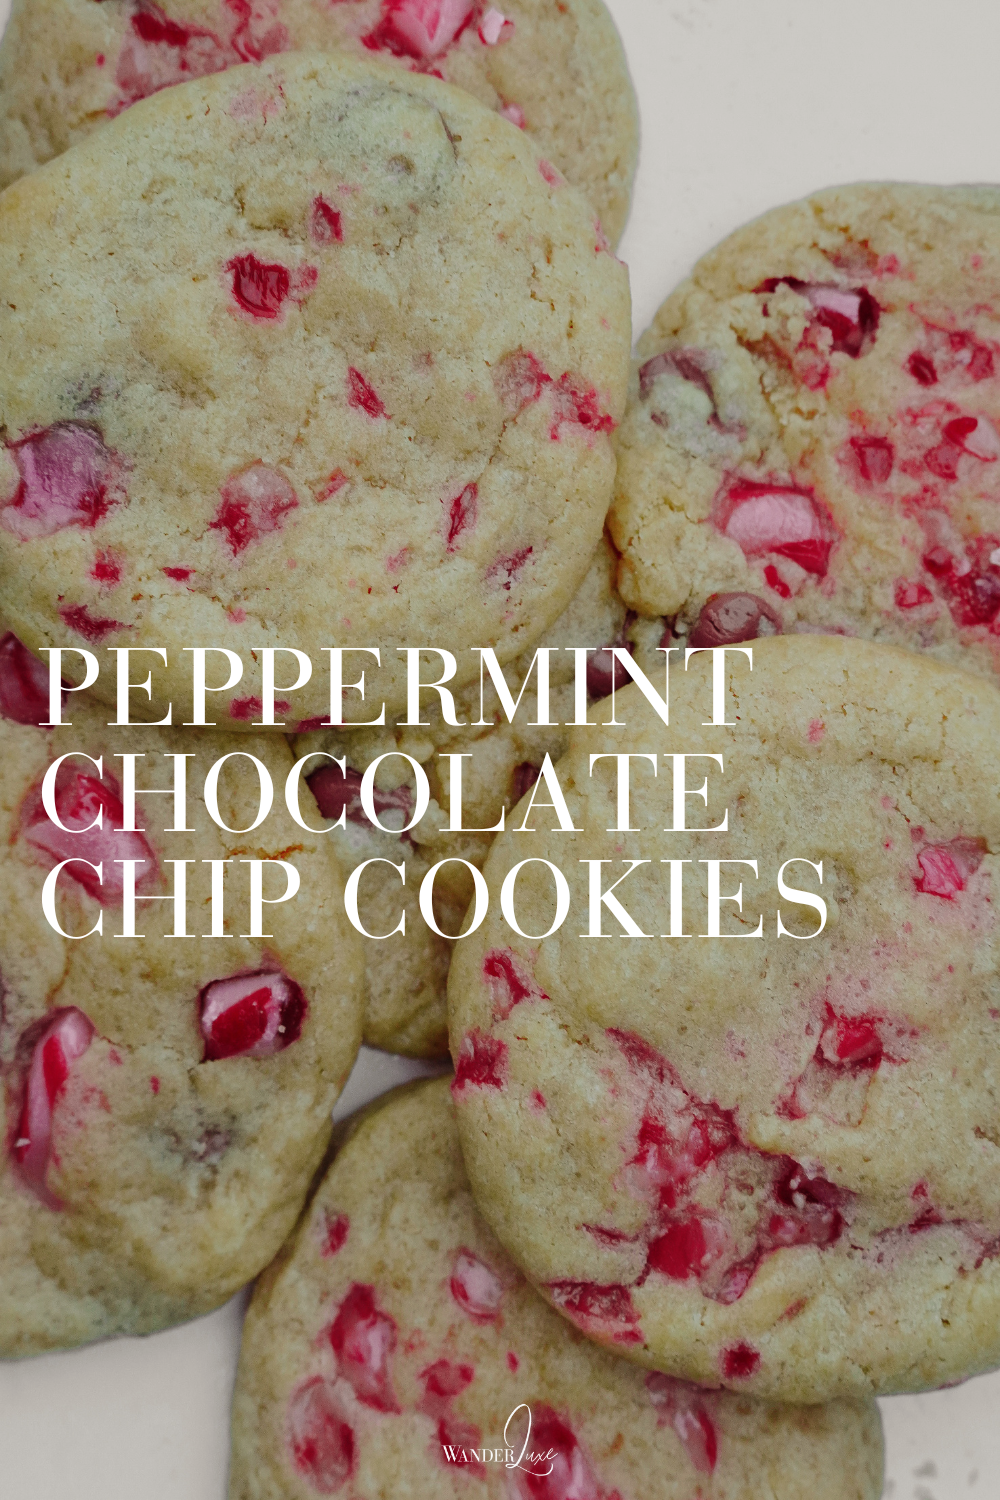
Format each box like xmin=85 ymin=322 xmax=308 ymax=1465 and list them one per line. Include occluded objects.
xmin=0 ymin=1 xmax=997 ymax=1495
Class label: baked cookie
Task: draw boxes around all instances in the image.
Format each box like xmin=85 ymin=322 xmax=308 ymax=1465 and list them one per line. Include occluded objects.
xmin=0 ymin=630 xmax=364 ymax=1356
xmin=0 ymin=52 xmax=630 ymax=729
xmin=294 ymin=539 xmax=669 ymax=1058
xmin=229 ymin=1078 xmax=885 ymax=1499
xmin=610 ymin=184 xmax=1000 ymax=678
xmin=448 ymin=635 xmax=1000 ymax=1402
xmin=0 ymin=0 xmax=638 ymax=243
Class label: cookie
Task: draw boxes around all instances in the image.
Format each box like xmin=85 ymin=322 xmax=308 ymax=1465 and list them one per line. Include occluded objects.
xmin=0 ymin=0 xmax=638 ymax=242
xmin=229 ymin=1077 xmax=885 ymax=1499
xmin=0 ymin=630 xmax=364 ymax=1356
xmin=293 ymin=539 xmax=667 ymax=1057
xmin=0 ymin=52 xmax=630 ymax=729
xmin=448 ymin=634 xmax=1000 ymax=1402
xmin=609 ymin=184 xmax=1000 ymax=679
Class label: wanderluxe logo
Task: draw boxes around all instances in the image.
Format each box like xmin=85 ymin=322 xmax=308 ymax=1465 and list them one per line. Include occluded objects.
xmin=440 ymin=1403 xmax=615 ymax=1494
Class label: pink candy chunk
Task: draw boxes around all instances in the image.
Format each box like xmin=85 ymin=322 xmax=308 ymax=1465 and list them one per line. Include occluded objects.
xmin=22 ymin=767 xmax=156 ymax=904
xmin=199 ymin=969 xmax=306 ymax=1060
xmin=494 ymin=349 xmax=552 ymax=417
xmin=227 ymin=253 xmax=291 ymax=320
xmin=715 ymin=480 xmax=834 ymax=575
xmin=346 ymin=368 xmax=388 ymax=420
xmin=943 ymin=414 xmax=1000 ymax=461
xmin=418 ymin=1358 xmax=475 ymax=1415
xmin=328 ymin=1283 xmax=400 ymax=1412
xmin=451 ymin=1028 xmax=508 ymax=1093
xmin=307 ymin=763 xmax=415 ymax=832
xmin=477 ymin=6 xmax=510 ymax=43
xmin=548 ymin=374 xmax=615 ymax=441
xmin=548 ymin=1281 xmax=642 ymax=1344
xmin=645 ymin=1374 xmax=718 ymax=1474
xmin=310 ymin=196 xmax=343 ymax=245
xmin=444 ymin=482 xmax=477 ymax=551
xmin=12 ymin=1007 xmax=95 ymax=1208
xmin=720 ymin=1341 xmax=761 ymax=1380
xmin=499 ymin=101 xmax=526 ymax=128
xmin=210 ymin=463 xmax=298 ymax=556
xmin=449 ymin=1248 xmax=504 ymax=1323
xmin=0 ymin=632 xmax=52 ymax=725
xmin=286 ymin=1377 xmax=356 ymax=1494
xmin=482 ymin=946 xmax=546 ymax=1019
xmin=320 ymin=1210 xmax=350 ymax=1257
xmin=363 ymin=0 xmax=473 ymax=57
xmin=508 ymin=1408 xmax=603 ymax=1500
xmin=2 ymin=423 xmax=126 ymax=540
xmin=915 ymin=836 xmax=987 ymax=899
xmin=689 ymin=592 xmax=782 ymax=648
xmin=757 ymin=278 xmax=879 ymax=358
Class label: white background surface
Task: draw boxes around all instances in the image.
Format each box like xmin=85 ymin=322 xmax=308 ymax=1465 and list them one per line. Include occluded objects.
xmin=1 ymin=0 xmax=999 ymax=1495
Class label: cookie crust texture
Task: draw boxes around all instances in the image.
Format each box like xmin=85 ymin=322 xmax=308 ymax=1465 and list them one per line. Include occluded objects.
xmin=229 ymin=1078 xmax=885 ymax=1500
xmin=448 ymin=634 xmax=1000 ymax=1402
xmin=0 ymin=52 xmax=630 ymax=728
xmin=0 ymin=681 xmax=363 ymax=1356
xmin=293 ymin=538 xmax=636 ymax=1058
xmin=610 ymin=183 xmax=1000 ymax=679
xmin=0 ymin=0 xmax=638 ymax=241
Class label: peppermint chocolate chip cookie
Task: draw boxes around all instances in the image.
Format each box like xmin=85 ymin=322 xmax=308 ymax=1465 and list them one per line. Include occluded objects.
xmin=448 ymin=635 xmax=1000 ymax=1402
xmin=0 ymin=0 xmax=637 ymax=241
xmin=0 ymin=631 xmax=363 ymax=1355
xmin=230 ymin=1078 xmax=884 ymax=1499
xmin=610 ymin=184 xmax=1000 ymax=677
xmin=0 ymin=52 xmax=630 ymax=729
xmin=294 ymin=539 xmax=669 ymax=1058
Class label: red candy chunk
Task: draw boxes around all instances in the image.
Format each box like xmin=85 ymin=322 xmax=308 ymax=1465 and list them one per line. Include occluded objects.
xmin=226 ymin=0 xmax=290 ymax=63
xmin=227 ymin=253 xmax=291 ymax=320
xmin=608 ymin=1029 xmax=849 ymax=1302
xmin=720 ymin=1341 xmax=760 ymax=1380
xmin=494 ymin=349 xmax=551 ymax=417
xmin=306 ymin=763 xmax=415 ymax=832
xmin=508 ymin=1408 xmax=603 ymax=1500
xmin=757 ymin=278 xmax=879 ymax=357
xmin=548 ymin=374 xmax=615 ymax=442
xmin=908 ymin=351 xmax=938 ymax=386
xmin=329 ymin=1284 xmax=400 ymax=1413
xmin=449 ymin=1248 xmax=504 ymax=1323
xmin=548 ymin=1281 xmax=642 ymax=1344
xmin=199 ymin=969 xmax=306 ymax=1061
xmin=915 ymin=836 xmax=987 ymax=898
xmin=58 ymin=603 xmax=130 ymax=643
xmin=362 ymin=0 xmax=473 ymax=57
xmin=12 ymin=1007 xmax=95 ymax=1207
xmin=645 ymin=1374 xmax=718 ymax=1474
xmin=848 ymin=434 xmax=894 ymax=485
xmin=451 ymin=1029 xmax=508 ymax=1093
xmin=418 ymin=1358 xmax=475 ymax=1415
xmin=444 ymin=482 xmax=477 ymax=551
xmin=210 ymin=463 xmax=298 ymax=556
xmin=714 ymin=481 xmax=834 ymax=575
xmin=22 ymin=767 xmax=156 ymax=903
xmin=310 ymin=196 xmax=343 ymax=245
xmin=2 ymin=423 xmax=125 ymax=540
xmin=689 ymin=592 xmax=782 ymax=648
xmin=818 ymin=1008 xmax=883 ymax=1069
xmin=346 ymin=368 xmax=388 ymax=420
xmin=0 ymin=632 xmax=52 ymax=725
xmin=437 ymin=1414 xmax=485 ymax=1475
xmin=511 ymin=761 xmax=541 ymax=803
xmin=482 ymin=946 xmax=546 ymax=1019
xmin=586 ymin=636 xmax=635 ymax=700
xmin=286 ymin=1377 xmax=356 ymax=1494
xmin=638 ymin=347 xmax=716 ymax=405
xmin=485 ymin=545 xmax=533 ymax=591
xmin=895 ymin=579 xmax=934 ymax=610
xmin=112 ymin=4 xmax=229 ymax=116
xmin=943 ymin=414 xmax=1000 ymax=461
xmin=321 ymin=1210 xmax=350 ymax=1257
xmin=921 ymin=540 xmax=1000 ymax=628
